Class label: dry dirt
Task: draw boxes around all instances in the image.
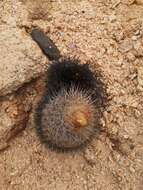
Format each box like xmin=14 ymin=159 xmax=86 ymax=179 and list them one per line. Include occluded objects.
xmin=0 ymin=0 xmax=143 ymax=190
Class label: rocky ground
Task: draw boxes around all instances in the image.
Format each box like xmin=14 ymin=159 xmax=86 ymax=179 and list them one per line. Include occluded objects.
xmin=0 ymin=0 xmax=143 ymax=189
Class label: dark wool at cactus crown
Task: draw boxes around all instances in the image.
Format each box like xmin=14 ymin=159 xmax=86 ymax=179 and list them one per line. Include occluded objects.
xmin=31 ymin=28 xmax=107 ymax=151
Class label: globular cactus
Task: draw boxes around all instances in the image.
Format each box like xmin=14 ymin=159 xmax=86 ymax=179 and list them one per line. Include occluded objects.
xmin=36 ymin=87 xmax=97 ymax=149
xmin=31 ymin=28 xmax=107 ymax=151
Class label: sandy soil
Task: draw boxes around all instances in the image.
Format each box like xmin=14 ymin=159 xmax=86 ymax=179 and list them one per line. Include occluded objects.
xmin=0 ymin=0 xmax=143 ymax=190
